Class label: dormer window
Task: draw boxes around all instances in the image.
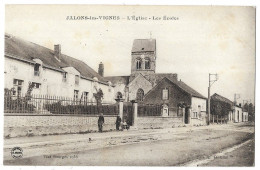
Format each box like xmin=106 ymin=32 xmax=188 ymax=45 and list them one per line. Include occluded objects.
xmin=136 ymin=58 xmax=142 ymax=70
xmin=75 ymin=75 xmax=79 ymax=85
xmin=145 ymin=58 xmax=150 ymax=69
xmin=34 ymin=64 xmax=40 ymax=76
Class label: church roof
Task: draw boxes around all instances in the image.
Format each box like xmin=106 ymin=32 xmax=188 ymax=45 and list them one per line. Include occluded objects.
xmin=5 ymin=34 xmax=109 ymax=84
xmin=131 ymin=39 xmax=156 ymax=53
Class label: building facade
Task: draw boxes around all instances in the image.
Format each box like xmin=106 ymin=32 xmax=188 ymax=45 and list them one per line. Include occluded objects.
xmin=4 ymin=34 xmax=115 ymax=104
xmin=143 ymin=77 xmax=207 ymax=125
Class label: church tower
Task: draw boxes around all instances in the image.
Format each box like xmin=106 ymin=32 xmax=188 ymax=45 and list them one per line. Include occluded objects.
xmin=130 ymin=39 xmax=156 ymax=76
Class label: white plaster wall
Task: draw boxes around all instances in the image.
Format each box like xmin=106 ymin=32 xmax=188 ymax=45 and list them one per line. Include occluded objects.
xmin=191 ymin=97 xmax=207 ymax=112
xmin=4 ymin=57 xmax=115 ymax=104
xmin=233 ymin=107 xmax=243 ymax=123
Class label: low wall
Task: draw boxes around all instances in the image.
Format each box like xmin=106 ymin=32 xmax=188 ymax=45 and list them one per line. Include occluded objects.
xmin=4 ymin=114 xmax=117 ymax=138
xmin=136 ymin=116 xmax=183 ymax=129
xmin=190 ymin=117 xmax=207 ymax=126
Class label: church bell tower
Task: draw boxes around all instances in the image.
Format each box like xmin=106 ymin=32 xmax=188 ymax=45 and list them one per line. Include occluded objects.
xmin=130 ymin=39 xmax=156 ymax=76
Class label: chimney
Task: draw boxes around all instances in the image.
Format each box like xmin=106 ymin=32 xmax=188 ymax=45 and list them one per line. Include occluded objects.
xmin=98 ymin=62 xmax=104 ymax=77
xmin=54 ymin=44 xmax=61 ymax=61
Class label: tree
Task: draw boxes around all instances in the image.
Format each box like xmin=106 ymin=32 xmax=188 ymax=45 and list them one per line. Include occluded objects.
xmin=93 ymin=88 xmax=104 ymax=106
xmin=243 ymin=103 xmax=249 ymax=112
xmin=248 ymin=103 xmax=255 ymax=121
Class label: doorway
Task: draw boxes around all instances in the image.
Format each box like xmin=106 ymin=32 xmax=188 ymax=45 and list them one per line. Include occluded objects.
xmin=185 ymin=107 xmax=190 ymax=124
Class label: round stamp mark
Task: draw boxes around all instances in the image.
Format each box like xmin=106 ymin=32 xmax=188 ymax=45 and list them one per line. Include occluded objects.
xmin=11 ymin=147 xmax=23 ymax=159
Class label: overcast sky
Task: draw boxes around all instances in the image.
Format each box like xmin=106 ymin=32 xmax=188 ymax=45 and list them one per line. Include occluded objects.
xmin=5 ymin=5 xmax=255 ymax=104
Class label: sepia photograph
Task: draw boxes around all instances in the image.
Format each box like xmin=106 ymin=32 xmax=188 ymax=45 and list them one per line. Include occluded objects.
xmin=2 ymin=4 xmax=256 ymax=167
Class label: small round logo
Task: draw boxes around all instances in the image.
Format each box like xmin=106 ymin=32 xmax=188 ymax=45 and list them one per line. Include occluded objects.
xmin=11 ymin=147 xmax=23 ymax=159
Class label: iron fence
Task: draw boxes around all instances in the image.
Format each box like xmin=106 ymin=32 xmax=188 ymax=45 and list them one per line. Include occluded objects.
xmin=138 ymin=104 xmax=162 ymax=116
xmin=4 ymin=93 xmax=118 ymax=115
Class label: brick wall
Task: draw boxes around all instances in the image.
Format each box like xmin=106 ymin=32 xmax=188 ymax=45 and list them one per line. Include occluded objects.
xmin=4 ymin=114 xmax=117 ymax=138
xmin=136 ymin=116 xmax=183 ymax=129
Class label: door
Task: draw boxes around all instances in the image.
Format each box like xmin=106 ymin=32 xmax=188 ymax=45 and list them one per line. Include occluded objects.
xmin=185 ymin=107 xmax=189 ymax=124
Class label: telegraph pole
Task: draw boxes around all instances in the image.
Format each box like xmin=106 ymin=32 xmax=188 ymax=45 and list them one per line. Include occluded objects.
xmin=208 ymin=73 xmax=218 ymax=125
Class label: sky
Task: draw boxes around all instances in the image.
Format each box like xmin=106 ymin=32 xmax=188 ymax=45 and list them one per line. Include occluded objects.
xmin=5 ymin=5 xmax=256 ymax=104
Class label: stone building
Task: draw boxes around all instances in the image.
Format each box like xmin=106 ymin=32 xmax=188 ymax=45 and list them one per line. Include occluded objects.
xmin=105 ymin=38 xmax=207 ymax=125
xmin=143 ymin=77 xmax=207 ymax=125
xmin=4 ymin=34 xmax=115 ymax=103
xmin=106 ymin=39 xmax=179 ymax=102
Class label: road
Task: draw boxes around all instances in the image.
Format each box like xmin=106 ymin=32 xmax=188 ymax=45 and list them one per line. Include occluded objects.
xmin=4 ymin=122 xmax=254 ymax=166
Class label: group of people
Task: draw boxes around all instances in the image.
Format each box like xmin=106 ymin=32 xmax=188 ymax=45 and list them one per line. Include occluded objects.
xmin=97 ymin=113 xmax=129 ymax=132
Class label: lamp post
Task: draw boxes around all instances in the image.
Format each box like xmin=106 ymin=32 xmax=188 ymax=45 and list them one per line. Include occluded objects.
xmin=208 ymin=73 xmax=218 ymax=125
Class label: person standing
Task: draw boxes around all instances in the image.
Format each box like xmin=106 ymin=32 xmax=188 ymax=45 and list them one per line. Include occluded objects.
xmin=98 ymin=113 xmax=104 ymax=132
xmin=115 ymin=115 xmax=121 ymax=131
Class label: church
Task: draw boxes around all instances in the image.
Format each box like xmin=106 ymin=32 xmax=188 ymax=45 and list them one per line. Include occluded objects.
xmin=105 ymin=39 xmax=208 ymax=123
xmin=105 ymin=39 xmax=178 ymax=102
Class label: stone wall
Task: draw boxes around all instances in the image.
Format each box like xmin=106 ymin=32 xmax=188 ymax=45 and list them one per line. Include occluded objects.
xmin=4 ymin=114 xmax=117 ymax=138
xmin=136 ymin=116 xmax=183 ymax=129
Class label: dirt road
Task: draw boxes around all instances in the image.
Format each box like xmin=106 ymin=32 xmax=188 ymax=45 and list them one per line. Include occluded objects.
xmin=4 ymin=122 xmax=254 ymax=166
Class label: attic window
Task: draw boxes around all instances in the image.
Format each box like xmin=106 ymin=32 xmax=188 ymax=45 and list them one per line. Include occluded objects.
xmin=142 ymin=48 xmax=144 ymax=50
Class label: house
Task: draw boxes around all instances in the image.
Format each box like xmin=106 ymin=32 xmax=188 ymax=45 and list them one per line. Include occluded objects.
xmin=242 ymin=111 xmax=249 ymax=122
xmin=4 ymin=34 xmax=115 ymax=103
xmin=105 ymin=38 xmax=207 ymax=125
xmin=143 ymin=77 xmax=207 ymax=125
xmin=210 ymin=93 xmax=233 ymax=123
xmin=233 ymin=105 xmax=243 ymax=123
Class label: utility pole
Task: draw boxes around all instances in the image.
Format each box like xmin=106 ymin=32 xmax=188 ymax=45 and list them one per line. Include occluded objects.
xmin=208 ymin=73 xmax=218 ymax=125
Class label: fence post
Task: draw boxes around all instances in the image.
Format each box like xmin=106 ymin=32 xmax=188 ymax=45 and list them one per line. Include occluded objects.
xmin=115 ymin=99 xmax=124 ymax=119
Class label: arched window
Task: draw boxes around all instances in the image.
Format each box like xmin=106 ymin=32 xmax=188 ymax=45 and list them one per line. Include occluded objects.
xmin=145 ymin=58 xmax=150 ymax=69
xmin=116 ymin=92 xmax=123 ymax=99
xmin=136 ymin=58 xmax=142 ymax=70
xmin=136 ymin=88 xmax=144 ymax=102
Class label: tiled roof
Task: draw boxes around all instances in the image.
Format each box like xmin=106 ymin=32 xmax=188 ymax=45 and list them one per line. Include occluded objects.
xmin=131 ymin=39 xmax=156 ymax=53
xmin=176 ymin=80 xmax=207 ymax=99
xmin=5 ymin=34 xmax=108 ymax=84
xmin=211 ymin=93 xmax=233 ymax=105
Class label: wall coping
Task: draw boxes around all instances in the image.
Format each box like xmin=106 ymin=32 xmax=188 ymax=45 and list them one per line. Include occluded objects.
xmin=4 ymin=113 xmax=118 ymax=117
xmin=138 ymin=116 xmax=182 ymax=119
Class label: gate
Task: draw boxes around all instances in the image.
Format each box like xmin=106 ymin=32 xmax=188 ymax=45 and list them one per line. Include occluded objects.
xmin=123 ymin=102 xmax=133 ymax=126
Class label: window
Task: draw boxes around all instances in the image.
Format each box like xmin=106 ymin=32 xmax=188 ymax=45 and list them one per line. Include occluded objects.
xmin=34 ymin=64 xmax=40 ymax=76
xmin=13 ymin=79 xmax=24 ymax=96
xmin=136 ymin=88 xmax=144 ymax=102
xmin=162 ymin=88 xmax=169 ymax=100
xmin=136 ymin=59 xmax=142 ymax=70
xmin=145 ymin=58 xmax=150 ymax=69
xmin=32 ymin=82 xmax=41 ymax=89
xmin=74 ymin=90 xmax=79 ymax=101
xmin=75 ymin=75 xmax=79 ymax=85
xmin=116 ymin=92 xmax=123 ymax=99
xmin=83 ymin=92 xmax=88 ymax=103
xmin=62 ymin=72 xmax=67 ymax=82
